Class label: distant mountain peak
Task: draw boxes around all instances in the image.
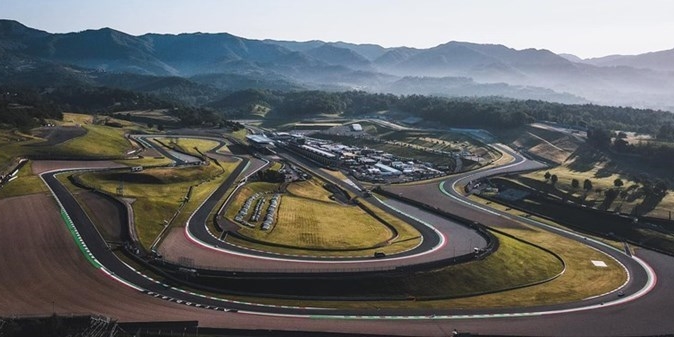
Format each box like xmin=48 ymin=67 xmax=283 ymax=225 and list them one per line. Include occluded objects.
xmin=584 ymin=48 xmax=674 ymax=72
xmin=0 ymin=19 xmax=49 ymax=39
xmin=305 ymin=44 xmax=371 ymax=68
xmin=2 ymin=19 xmax=674 ymax=110
xmin=558 ymin=53 xmax=583 ymax=63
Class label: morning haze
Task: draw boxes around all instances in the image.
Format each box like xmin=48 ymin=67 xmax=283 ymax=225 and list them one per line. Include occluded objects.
xmin=3 ymin=0 xmax=673 ymax=58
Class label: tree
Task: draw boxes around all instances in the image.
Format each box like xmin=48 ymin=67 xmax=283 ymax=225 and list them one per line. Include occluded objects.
xmin=571 ymin=178 xmax=580 ymax=189
xmin=583 ymin=179 xmax=593 ymax=192
xmin=614 ymin=178 xmax=624 ymax=188
xmin=655 ymin=180 xmax=668 ymax=196
xmin=613 ymin=137 xmax=629 ymax=152
xmin=619 ymin=189 xmax=629 ymax=200
xmin=544 ymin=171 xmax=551 ymax=181
xmin=657 ymin=122 xmax=674 ymax=141
xmin=550 ymin=174 xmax=558 ymax=185
xmin=605 ymin=188 xmax=619 ymax=198
xmin=587 ymin=127 xmax=611 ymax=148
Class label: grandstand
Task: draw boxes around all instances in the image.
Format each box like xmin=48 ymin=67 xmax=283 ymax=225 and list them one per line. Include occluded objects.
xmin=246 ymin=134 xmax=274 ymax=149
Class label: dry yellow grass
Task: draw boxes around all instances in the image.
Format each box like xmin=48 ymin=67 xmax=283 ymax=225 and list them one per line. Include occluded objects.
xmin=241 ymin=195 xmax=393 ymax=249
xmin=519 ymin=163 xmax=674 ymax=217
xmin=0 ymin=161 xmax=49 ymax=198
xmin=227 ymin=178 xmax=422 ymax=254
xmin=319 ymin=168 xmax=350 ymax=181
xmin=286 ymin=179 xmax=333 ymax=202
xmin=155 ymin=137 xmax=220 ymax=155
xmin=78 ymin=163 xmax=227 ymax=248
xmin=61 ymin=113 xmax=93 ymax=126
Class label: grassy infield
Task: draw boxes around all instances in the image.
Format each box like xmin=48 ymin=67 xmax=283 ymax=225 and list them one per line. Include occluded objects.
xmin=0 ymin=114 xmax=628 ymax=310
xmin=223 ymin=178 xmax=422 ymax=256
xmin=0 ymin=113 xmax=148 ymax=199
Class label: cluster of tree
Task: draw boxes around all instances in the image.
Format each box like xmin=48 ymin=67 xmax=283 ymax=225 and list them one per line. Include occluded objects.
xmin=583 ymin=126 xmax=674 ymax=168
xmin=628 ymin=142 xmax=674 ymax=168
xmin=169 ymin=106 xmax=221 ymax=126
xmin=256 ymin=169 xmax=285 ymax=183
xmin=0 ymin=85 xmax=228 ymax=129
xmin=586 ymin=127 xmax=613 ymax=148
xmin=274 ymin=90 xmax=347 ymax=116
xmin=6 ymin=83 xmax=674 ymax=136
xmin=0 ymin=87 xmax=64 ymax=131
xmin=545 ymin=171 xmax=595 ymax=192
xmin=545 ymin=169 xmax=668 ymax=210
xmin=207 ymin=89 xmax=282 ymax=116
xmin=656 ymin=123 xmax=674 ymax=141
xmin=392 ymin=95 xmax=674 ymax=132
xmin=95 ymin=73 xmax=223 ymax=106
xmin=337 ymin=91 xmax=398 ymax=115
xmin=213 ymin=90 xmax=674 ymax=135
xmin=209 ymin=89 xmax=396 ymax=117
xmin=41 ymin=86 xmax=172 ymax=113
xmin=221 ymin=120 xmax=244 ymax=131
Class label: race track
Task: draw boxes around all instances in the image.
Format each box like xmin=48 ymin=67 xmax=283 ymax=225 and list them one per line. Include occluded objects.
xmin=3 ymin=136 xmax=673 ymax=336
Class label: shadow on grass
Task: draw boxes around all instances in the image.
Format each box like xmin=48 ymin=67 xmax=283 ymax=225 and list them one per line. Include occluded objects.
xmin=634 ymin=192 xmax=667 ymax=216
xmin=566 ymin=145 xmax=605 ymax=173
xmin=598 ymin=189 xmax=619 ymax=211
xmin=595 ymin=162 xmax=618 ymax=178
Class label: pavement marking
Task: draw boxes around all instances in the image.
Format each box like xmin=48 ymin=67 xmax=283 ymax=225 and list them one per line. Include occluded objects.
xmin=36 ymin=143 xmax=659 ymax=321
xmin=592 ymin=260 xmax=608 ymax=267
xmin=183 ymin=195 xmax=446 ymax=264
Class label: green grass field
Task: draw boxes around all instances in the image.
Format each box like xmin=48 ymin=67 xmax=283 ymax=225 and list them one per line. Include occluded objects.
xmin=56 ymin=124 xmax=132 ymax=157
xmin=170 ymin=160 xmax=240 ymax=230
xmin=0 ymin=161 xmax=49 ymax=198
xmin=155 ymin=137 xmax=221 ymax=157
xmin=0 ymin=131 xmax=44 ymax=172
xmin=111 ymin=109 xmax=179 ymax=124
xmin=225 ymin=178 xmax=422 ymax=255
xmin=0 ymin=115 xmax=631 ymax=309
xmin=0 ymin=123 xmax=132 ymax=162
xmin=242 ymin=195 xmax=394 ymax=249
xmin=231 ymin=129 xmax=248 ymax=142
xmin=285 ymin=178 xmax=332 ymax=202
xmin=61 ymin=112 xmax=94 ymax=126
xmin=77 ymin=163 xmax=230 ymax=248
xmin=174 ymin=231 xmax=566 ymax=302
xmin=204 ymin=209 xmax=625 ymax=308
xmin=519 ymin=163 xmax=674 ymax=218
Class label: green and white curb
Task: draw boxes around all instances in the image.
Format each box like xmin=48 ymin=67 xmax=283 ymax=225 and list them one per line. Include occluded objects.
xmin=59 ymin=208 xmax=103 ymax=269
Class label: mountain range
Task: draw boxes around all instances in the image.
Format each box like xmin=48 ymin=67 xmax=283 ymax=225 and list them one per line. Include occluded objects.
xmin=1 ymin=19 xmax=673 ymax=111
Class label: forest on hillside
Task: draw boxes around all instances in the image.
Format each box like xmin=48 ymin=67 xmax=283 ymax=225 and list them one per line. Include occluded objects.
xmin=5 ymin=83 xmax=674 ymax=138
xmin=215 ymin=89 xmax=674 ymax=135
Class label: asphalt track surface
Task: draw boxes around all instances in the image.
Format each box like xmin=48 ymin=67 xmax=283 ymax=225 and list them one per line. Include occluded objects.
xmin=50 ymin=134 xmax=483 ymax=272
xmin=25 ymin=137 xmax=671 ymax=336
xmin=182 ymin=147 xmax=481 ymax=270
xmin=126 ymin=134 xmax=486 ymax=272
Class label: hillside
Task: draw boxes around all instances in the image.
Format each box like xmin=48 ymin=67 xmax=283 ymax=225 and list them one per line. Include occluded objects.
xmin=1 ymin=19 xmax=674 ymax=110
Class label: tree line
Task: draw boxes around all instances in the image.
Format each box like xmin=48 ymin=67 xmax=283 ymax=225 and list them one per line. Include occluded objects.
xmin=6 ymin=84 xmax=674 ymax=136
xmin=0 ymin=88 xmax=64 ymax=131
xmin=0 ymin=85 xmax=227 ymax=129
xmin=214 ymin=89 xmax=674 ymax=134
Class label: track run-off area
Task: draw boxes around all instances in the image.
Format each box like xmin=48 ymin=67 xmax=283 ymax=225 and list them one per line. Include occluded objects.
xmin=3 ymin=132 xmax=672 ymax=336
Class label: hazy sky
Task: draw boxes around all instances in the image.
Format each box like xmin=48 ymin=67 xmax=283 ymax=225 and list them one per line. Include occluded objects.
xmin=3 ymin=0 xmax=673 ymax=58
